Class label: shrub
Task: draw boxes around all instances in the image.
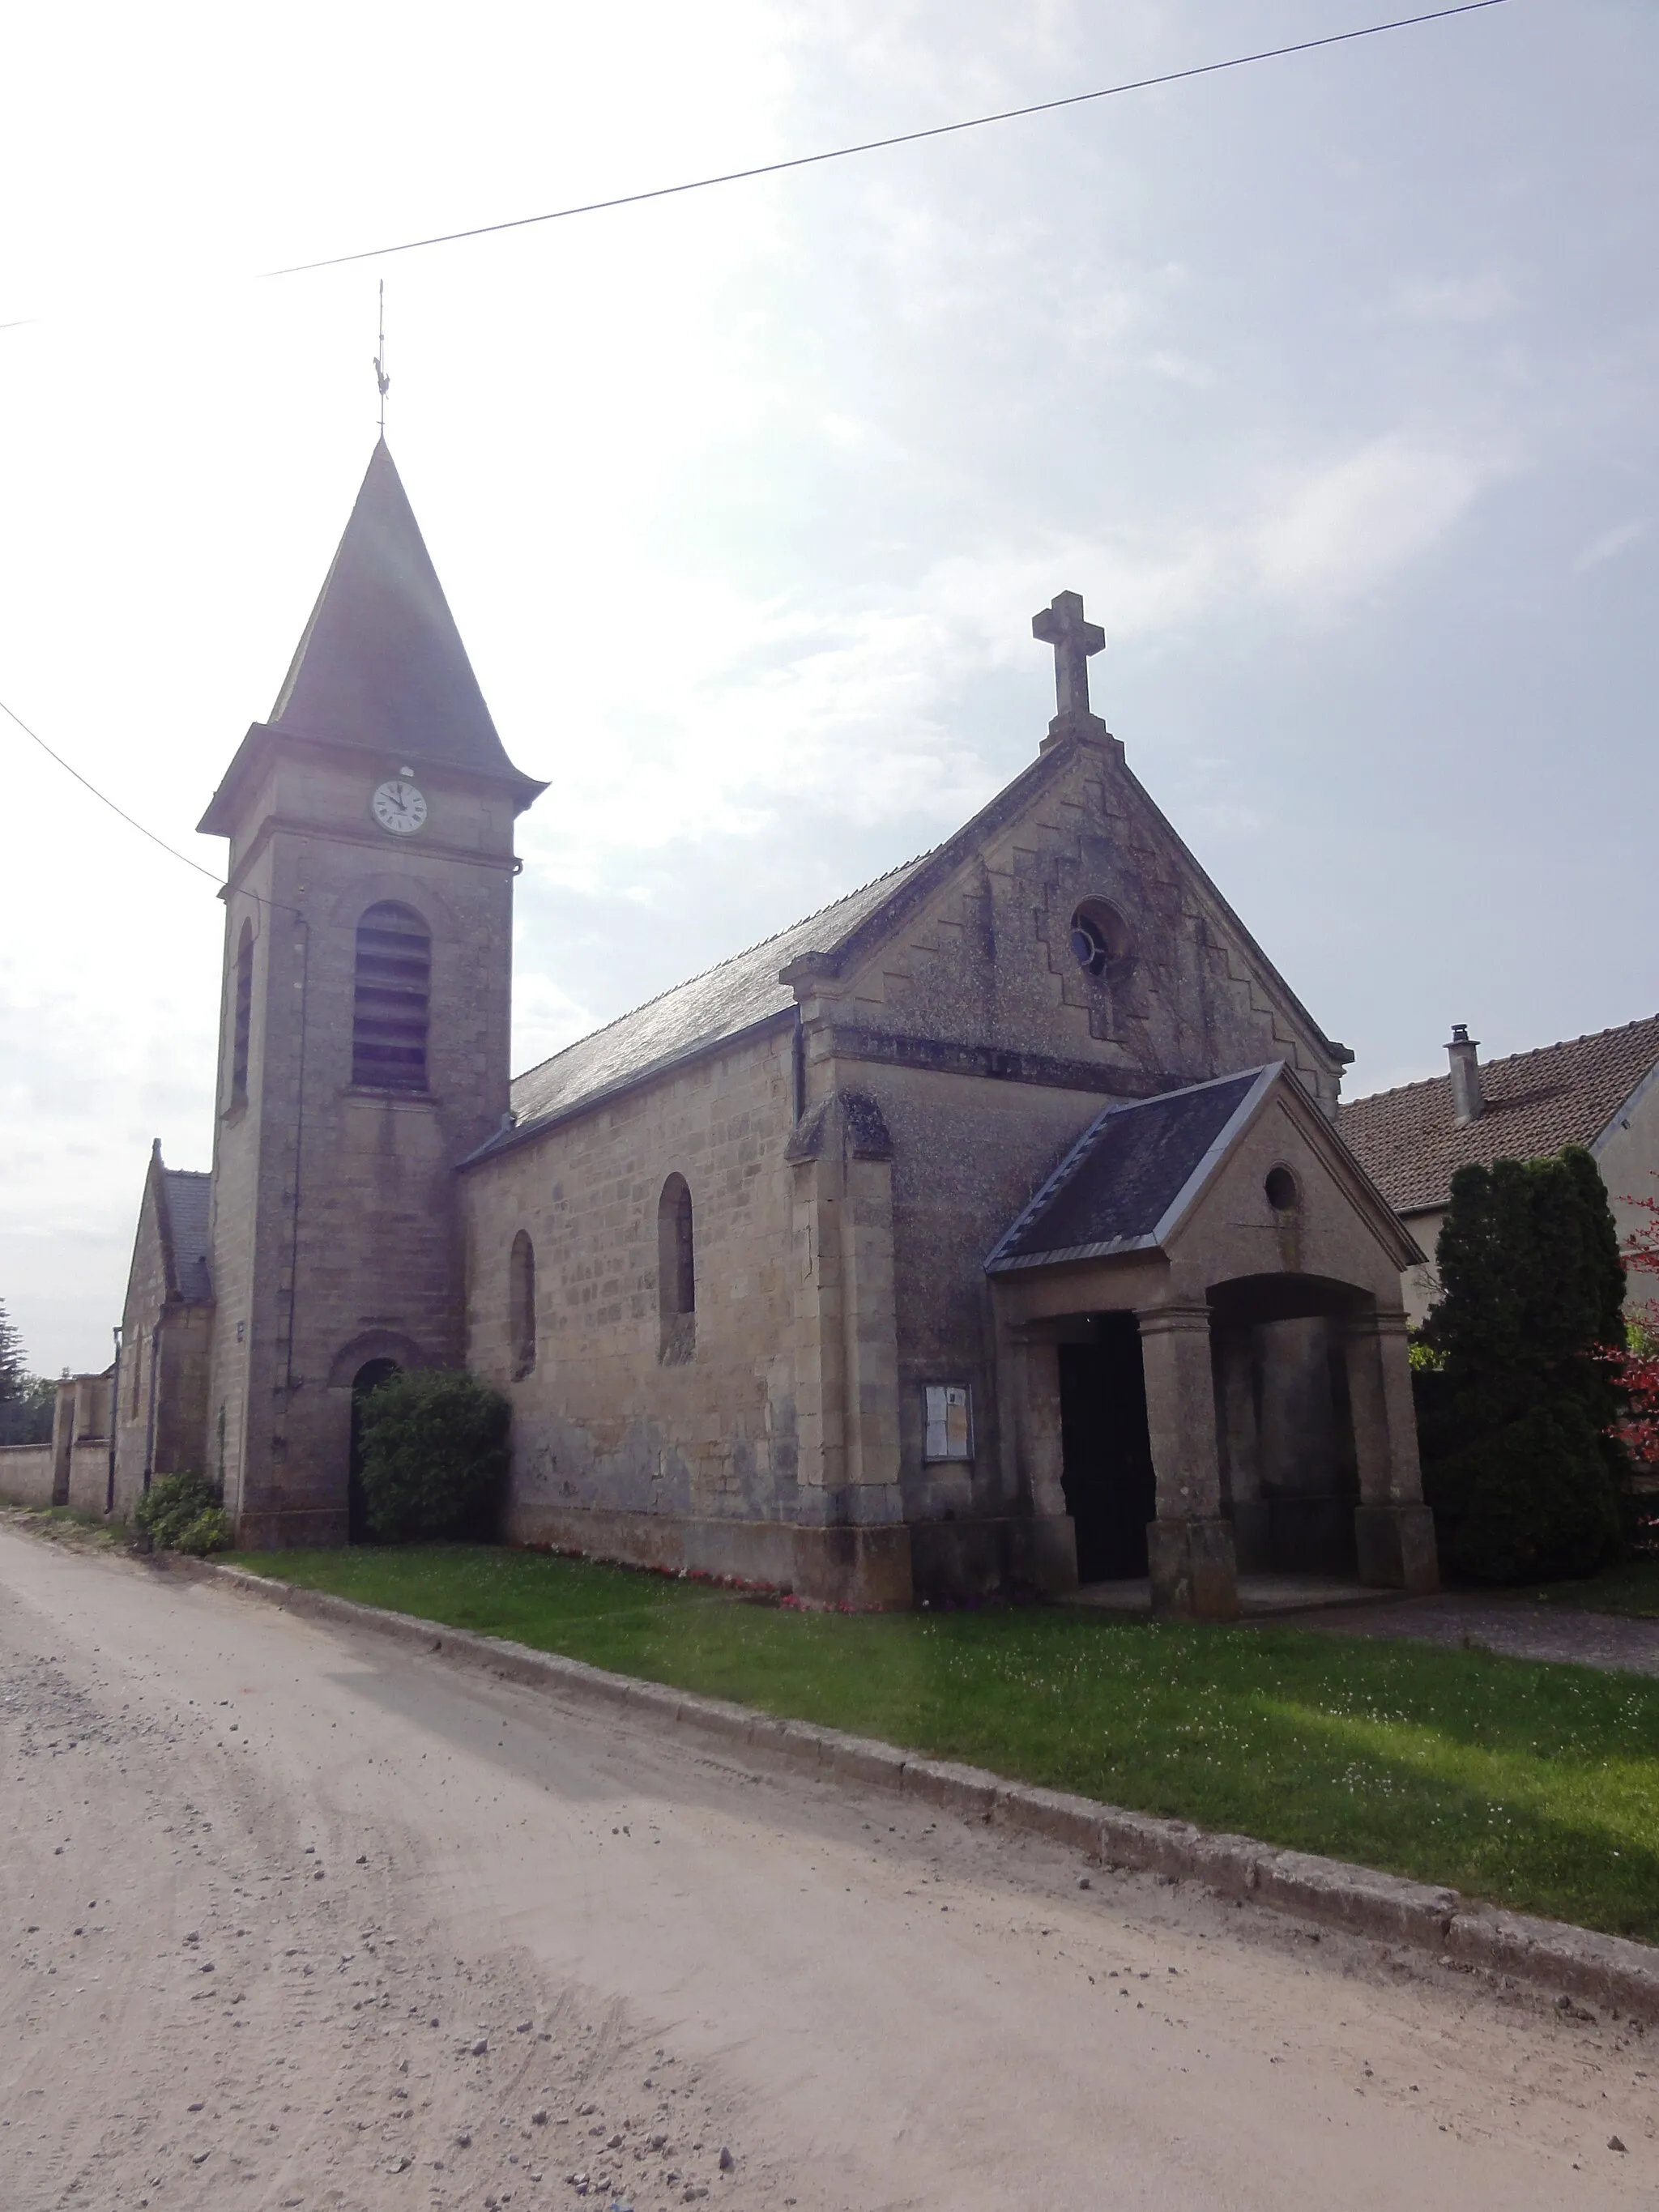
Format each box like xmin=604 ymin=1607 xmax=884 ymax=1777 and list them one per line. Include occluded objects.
xmin=1417 ymin=1146 xmax=1627 ymax=1582
xmin=356 ymin=1369 xmax=510 ymax=1543
xmin=137 ymin=1471 xmax=232 ymax=1556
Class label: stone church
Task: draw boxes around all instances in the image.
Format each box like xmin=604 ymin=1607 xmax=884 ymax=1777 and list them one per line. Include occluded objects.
xmin=104 ymin=441 xmax=1438 ymax=1617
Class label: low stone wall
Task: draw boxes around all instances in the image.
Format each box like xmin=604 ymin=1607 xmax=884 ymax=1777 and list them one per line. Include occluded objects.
xmin=0 ymin=1443 xmax=56 ymax=1508
xmin=504 ymin=1500 xmax=913 ymax=1610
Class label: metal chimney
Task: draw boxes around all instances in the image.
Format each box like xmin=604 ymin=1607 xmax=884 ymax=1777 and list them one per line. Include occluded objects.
xmin=1448 ymin=1025 xmax=1483 ymax=1125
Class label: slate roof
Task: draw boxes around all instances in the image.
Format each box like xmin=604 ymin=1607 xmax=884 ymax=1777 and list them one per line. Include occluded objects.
xmin=161 ymin=1168 xmax=212 ymax=1303
xmin=201 ymin=443 xmax=544 ymax=833
xmin=986 ymin=1067 xmax=1273 ymax=1272
xmin=272 ymin=440 xmax=531 ymax=778
xmin=1337 ymin=1013 xmax=1659 ymax=1215
xmin=504 ymin=857 xmax=930 ymax=1141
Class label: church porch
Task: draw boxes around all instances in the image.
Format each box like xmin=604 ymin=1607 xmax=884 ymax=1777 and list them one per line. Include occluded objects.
xmin=986 ymin=1063 xmax=1439 ymax=1621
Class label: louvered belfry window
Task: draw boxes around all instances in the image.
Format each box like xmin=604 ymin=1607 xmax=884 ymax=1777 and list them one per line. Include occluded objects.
xmin=352 ymin=901 xmax=432 ymax=1091
xmin=230 ymin=922 xmax=254 ymax=1106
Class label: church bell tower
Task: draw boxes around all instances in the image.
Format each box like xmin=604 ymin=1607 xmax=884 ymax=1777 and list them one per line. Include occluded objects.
xmin=198 ymin=441 xmax=546 ymax=1545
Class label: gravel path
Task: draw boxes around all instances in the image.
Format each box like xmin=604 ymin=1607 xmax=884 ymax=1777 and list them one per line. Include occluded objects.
xmin=2 ymin=1527 xmax=1655 ymax=2210
xmin=1292 ymin=1592 xmax=1659 ymax=1677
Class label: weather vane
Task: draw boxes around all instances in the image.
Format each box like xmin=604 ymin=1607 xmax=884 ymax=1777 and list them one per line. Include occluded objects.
xmin=373 ymin=279 xmax=390 ymax=438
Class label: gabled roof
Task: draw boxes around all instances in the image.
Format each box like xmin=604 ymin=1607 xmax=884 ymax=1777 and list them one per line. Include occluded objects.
xmin=986 ymin=1066 xmax=1277 ymax=1272
xmin=200 ymin=441 xmax=544 ymax=833
xmin=772 ymin=734 xmax=1350 ymax=1077
xmin=489 ymin=716 xmax=1351 ymax=1160
xmin=134 ymin=1144 xmax=212 ymax=1307
xmin=498 ymin=858 xmax=928 ymax=1148
xmin=1337 ymin=1012 xmax=1659 ymax=1215
xmin=161 ymin=1169 xmax=212 ymax=1303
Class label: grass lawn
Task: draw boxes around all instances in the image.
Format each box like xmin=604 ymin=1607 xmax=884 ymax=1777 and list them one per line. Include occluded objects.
xmin=228 ymin=1543 xmax=1659 ymax=1946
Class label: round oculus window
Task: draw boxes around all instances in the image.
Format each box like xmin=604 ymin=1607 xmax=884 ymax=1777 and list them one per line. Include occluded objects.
xmin=1265 ymin=1165 xmax=1299 ymax=1213
xmin=1068 ymin=899 xmax=1129 ymax=978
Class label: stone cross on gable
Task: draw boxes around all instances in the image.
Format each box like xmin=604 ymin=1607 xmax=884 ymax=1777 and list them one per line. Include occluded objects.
xmin=1031 ymin=590 xmax=1105 ymax=726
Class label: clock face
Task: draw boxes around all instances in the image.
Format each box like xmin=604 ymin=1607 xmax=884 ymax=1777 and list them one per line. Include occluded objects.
xmin=371 ymin=778 xmax=427 ymax=836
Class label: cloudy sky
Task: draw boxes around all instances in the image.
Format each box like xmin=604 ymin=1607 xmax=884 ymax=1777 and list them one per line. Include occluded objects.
xmin=2 ymin=0 xmax=1654 ymax=1375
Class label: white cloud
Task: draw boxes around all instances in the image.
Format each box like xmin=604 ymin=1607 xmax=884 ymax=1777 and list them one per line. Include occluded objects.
xmin=1393 ymin=272 xmax=1516 ymax=325
xmin=1250 ymin=439 xmax=1499 ymax=610
xmin=1573 ymin=518 xmax=1648 ymax=573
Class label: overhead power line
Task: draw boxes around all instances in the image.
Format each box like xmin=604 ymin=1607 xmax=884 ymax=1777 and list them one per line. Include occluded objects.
xmin=264 ymin=1 xmax=1516 ymax=279
xmin=0 ymin=695 xmax=224 ymax=885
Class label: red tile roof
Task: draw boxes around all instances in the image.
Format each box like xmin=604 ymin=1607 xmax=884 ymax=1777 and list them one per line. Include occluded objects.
xmin=1338 ymin=1014 xmax=1659 ymax=1214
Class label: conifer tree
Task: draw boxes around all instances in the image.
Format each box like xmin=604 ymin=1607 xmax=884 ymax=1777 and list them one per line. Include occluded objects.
xmin=1417 ymin=1146 xmax=1626 ymax=1580
xmin=0 ymin=1299 xmax=25 ymax=1403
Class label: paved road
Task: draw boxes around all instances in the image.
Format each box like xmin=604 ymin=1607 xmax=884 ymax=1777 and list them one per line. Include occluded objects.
xmin=2 ymin=1529 xmax=1653 ymax=2211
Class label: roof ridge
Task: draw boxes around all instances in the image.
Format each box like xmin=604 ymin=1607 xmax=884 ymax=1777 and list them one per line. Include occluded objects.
xmin=510 ymin=849 xmax=933 ymax=1089
xmin=1344 ymin=1009 xmax=1659 ymax=1110
xmin=1342 ymin=1070 xmax=1448 ymax=1108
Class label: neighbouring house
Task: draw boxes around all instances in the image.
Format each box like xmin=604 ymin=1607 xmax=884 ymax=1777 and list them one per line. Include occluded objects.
xmin=27 ymin=439 xmax=1441 ymax=1617
xmin=1338 ymin=1015 xmax=1659 ymax=1328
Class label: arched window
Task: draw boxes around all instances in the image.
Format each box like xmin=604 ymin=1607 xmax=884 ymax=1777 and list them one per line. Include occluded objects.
xmin=352 ymin=901 xmax=431 ymax=1091
xmin=510 ymin=1230 xmax=536 ymax=1379
xmin=230 ymin=921 xmax=254 ymax=1107
xmin=658 ymin=1174 xmax=695 ymax=1363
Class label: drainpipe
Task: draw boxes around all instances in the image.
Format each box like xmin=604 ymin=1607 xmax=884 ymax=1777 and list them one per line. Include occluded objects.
xmin=106 ymin=1325 xmax=122 ymax=1515
xmin=283 ymin=915 xmax=310 ymax=1400
xmin=1448 ymin=1025 xmax=1483 ymax=1126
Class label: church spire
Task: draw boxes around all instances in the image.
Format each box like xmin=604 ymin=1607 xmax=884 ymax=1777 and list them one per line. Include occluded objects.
xmin=264 ymin=441 xmax=538 ymax=794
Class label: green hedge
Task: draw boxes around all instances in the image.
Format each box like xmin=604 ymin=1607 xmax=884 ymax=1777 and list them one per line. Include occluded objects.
xmin=356 ymin=1369 xmax=510 ymax=1542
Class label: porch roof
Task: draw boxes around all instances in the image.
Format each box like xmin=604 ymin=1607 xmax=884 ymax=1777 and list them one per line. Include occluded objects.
xmin=986 ymin=1065 xmax=1275 ymax=1274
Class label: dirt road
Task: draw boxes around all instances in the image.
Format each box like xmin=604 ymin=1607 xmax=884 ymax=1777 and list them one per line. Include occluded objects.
xmin=2 ymin=1529 xmax=1653 ymax=2211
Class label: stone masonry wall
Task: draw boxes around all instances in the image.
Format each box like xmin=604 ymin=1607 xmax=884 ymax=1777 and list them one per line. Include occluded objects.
xmin=0 ymin=1444 xmax=55 ymax=1507
xmin=112 ymin=1174 xmax=213 ymax=1523
xmin=113 ymin=1173 xmax=173 ymax=1516
xmin=820 ymin=731 xmax=1343 ymax=1114
xmin=463 ymin=1023 xmax=800 ymax=1541
xmin=830 ymin=1059 xmax=1110 ymax=1524
xmin=206 ymin=739 xmax=518 ymax=1545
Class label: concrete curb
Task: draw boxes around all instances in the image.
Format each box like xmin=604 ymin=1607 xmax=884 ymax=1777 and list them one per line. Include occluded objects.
xmin=159 ymin=1553 xmax=1659 ymax=2025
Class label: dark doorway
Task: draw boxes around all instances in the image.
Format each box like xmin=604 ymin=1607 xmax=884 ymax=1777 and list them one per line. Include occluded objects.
xmin=348 ymin=1357 xmax=401 ymax=1543
xmin=1058 ymin=1318 xmax=1157 ymax=1581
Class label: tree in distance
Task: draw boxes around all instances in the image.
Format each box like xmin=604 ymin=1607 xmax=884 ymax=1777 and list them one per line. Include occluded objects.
xmin=0 ymin=1300 xmax=57 ymax=1446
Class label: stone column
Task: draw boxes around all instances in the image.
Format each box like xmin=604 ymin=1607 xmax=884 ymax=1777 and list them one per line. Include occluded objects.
xmin=1137 ymin=1303 xmax=1238 ymax=1620
xmin=839 ymin=1145 xmax=903 ymax=1524
xmin=49 ymin=1380 xmax=74 ymax=1509
xmin=784 ymin=1089 xmax=911 ymax=1608
xmin=1215 ymin=1329 xmax=1269 ymax=1571
xmin=1000 ymin=1329 xmax=1077 ymax=1595
xmin=1343 ymin=1308 xmax=1439 ymax=1592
